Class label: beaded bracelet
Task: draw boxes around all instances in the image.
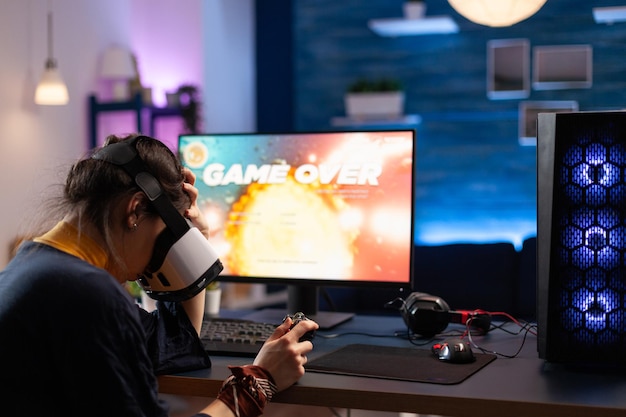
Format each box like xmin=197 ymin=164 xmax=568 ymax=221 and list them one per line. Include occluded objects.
xmin=217 ymin=365 xmax=278 ymax=417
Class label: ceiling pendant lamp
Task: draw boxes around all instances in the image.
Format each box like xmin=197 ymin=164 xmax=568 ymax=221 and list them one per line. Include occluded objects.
xmin=35 ymin=11 xmax=69 ymax=105
xmin=447 ymin=0 xmax=547 ymax=27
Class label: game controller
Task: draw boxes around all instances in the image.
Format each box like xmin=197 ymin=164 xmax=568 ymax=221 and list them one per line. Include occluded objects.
xmin=286 ymin=312 xmax=316 ymax=342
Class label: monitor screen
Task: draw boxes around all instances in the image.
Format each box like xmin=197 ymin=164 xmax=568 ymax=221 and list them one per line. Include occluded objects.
xmin=178 ymin=130 xmax=415 ymax=326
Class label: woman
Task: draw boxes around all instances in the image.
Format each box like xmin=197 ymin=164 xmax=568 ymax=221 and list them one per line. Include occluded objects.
xmin=0 ymin=134 xmax=318 ymax=417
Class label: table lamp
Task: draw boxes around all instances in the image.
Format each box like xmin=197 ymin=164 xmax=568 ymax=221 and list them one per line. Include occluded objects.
xmin=99 ymin=45 xmax=137 ymax=101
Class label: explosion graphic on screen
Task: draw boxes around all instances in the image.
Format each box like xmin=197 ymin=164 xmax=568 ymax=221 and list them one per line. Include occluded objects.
xmin=224 ymin=172 xmax=358 ymax=280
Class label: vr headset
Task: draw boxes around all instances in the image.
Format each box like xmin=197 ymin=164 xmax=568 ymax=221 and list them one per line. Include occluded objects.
xmin=92 ymin=136 xmax=223 ymax=302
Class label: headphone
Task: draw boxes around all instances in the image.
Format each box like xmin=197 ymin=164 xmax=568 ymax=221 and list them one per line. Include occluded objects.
xmin=92 ymin=136 xmax=223 ymax=302
xmin=400 ymin=292 xmax=492 ymax=337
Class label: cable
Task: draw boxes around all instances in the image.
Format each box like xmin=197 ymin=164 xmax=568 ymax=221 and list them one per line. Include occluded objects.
xmin=464 ymin=311 xmax=537 ymax=359
xmin=321 ymin=295 xmax=538 ymax=359
xmin=482 ymin=311 xmax=537 ymax=336
xmin=394 ymin=303 xmax=537 ymax=358
xmin=405 ymin=329 xmax=437 ymax=347
xmin=467 ymin=322 xmax=535 ymax=359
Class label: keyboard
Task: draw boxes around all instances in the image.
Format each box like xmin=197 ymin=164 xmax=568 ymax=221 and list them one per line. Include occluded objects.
xmin=199 ymin=317 xmax=278 ymax=357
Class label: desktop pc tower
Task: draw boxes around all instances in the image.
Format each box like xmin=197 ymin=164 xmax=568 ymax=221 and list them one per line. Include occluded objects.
xmin=537 ymin=110 xmax=626 ymax=364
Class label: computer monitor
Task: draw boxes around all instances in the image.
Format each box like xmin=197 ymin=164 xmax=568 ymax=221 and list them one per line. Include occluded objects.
xmin=178 ymin=130 xmax=415 ymax=328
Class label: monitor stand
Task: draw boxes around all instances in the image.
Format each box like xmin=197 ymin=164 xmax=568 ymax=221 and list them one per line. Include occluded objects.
xmin=243 ymin=284 xmax=354 ymax=330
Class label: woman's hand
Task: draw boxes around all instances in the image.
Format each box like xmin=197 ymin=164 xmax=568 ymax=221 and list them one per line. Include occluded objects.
xmin=181 ymin=168 xmax=209 ymax=239
xmin=253 ymin=317 xmax=319 ymax=392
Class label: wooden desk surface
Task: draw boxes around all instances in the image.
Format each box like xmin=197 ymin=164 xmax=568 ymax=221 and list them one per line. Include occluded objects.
xmin=158 ymin=313 xmax=626 ymax=417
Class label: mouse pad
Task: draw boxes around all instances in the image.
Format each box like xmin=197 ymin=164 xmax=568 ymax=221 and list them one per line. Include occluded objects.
xmin=306 ymin=343 xmax=497 ymax=385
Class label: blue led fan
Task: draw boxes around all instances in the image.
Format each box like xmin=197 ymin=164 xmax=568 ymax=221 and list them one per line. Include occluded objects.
xmin=538 ymin=111 xmax=626 ymax=363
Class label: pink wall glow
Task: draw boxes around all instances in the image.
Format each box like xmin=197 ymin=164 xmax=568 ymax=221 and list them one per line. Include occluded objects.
xmin=129 ymin=1 xmax=203 ymax=108
xmin=94 ymin=0 xmax=204 ymax=150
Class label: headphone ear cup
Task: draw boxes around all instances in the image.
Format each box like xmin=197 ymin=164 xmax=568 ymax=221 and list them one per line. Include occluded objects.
xmin=402 ymin=292 xmax=451 ymax=337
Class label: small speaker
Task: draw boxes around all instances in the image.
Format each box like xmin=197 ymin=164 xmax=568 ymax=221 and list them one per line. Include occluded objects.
xmin=537 ymin=110 xmax=626 ymax=364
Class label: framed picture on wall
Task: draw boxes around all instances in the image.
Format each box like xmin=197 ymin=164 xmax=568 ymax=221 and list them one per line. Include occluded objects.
xmin=487 ymin=39 xmax=530 ymax=100
xmin=533 ymin=45 xmax=593 ymax=90
xmin=519 ymin=101 xmax=579 ymax=146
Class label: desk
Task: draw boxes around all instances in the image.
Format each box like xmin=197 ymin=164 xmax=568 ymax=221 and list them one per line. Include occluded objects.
xmin=158 ymin=314 xmax=626 ymax=417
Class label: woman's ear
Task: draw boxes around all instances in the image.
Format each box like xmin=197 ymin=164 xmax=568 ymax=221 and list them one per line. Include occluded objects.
xmin=126 ymin=191 xmax=147 ymax=229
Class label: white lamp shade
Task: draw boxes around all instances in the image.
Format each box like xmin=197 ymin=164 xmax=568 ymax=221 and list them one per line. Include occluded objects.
xmin=34 ymin=63 xmax=69 ymax=105
xmin=100 ymin=45 xmax=136 ymax=79
xmin=448 ymin=0 xmax=547 ymax=27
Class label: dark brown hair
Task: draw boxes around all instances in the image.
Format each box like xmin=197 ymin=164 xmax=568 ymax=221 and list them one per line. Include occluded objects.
xmin=64 ymin=134 xmax=190 ymax=264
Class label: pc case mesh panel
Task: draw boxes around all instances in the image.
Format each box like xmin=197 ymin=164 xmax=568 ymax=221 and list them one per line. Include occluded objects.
xmin=549 ymin=114 xmax=626 ymax=361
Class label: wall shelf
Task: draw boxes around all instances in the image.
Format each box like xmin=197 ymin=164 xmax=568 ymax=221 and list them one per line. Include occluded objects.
xmin=331 ymin=114 xmax=422 ymax=128
xmin=88 ymin=94 xmax=182 ymax=148
xmin=593 ymin=6 xmax=626 ymax=24
xmin=368 ymin=17 xmax=459 ymax=37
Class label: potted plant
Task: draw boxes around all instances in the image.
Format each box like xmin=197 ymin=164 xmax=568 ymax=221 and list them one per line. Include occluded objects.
xmin=344 ymin=78 xmax=405 ymax=118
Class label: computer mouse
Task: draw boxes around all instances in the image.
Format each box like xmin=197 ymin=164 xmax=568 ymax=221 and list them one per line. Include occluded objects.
xmin=432 ymin=338 xmax=475 ymax=364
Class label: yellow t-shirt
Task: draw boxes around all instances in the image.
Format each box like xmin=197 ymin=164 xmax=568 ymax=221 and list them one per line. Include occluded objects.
xmin=33 ymin=221 xmax=108 ymax=269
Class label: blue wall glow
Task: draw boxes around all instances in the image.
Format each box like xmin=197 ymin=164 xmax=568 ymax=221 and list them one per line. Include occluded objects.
xmin=260 ymin=0 xmax=626 ymax=250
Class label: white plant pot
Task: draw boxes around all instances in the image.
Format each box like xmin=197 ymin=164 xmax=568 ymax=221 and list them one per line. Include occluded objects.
xmin=344 ymin=91 xmax=405 ymax=118
xmin=204 ymin=288 xmax=222 ymax=316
